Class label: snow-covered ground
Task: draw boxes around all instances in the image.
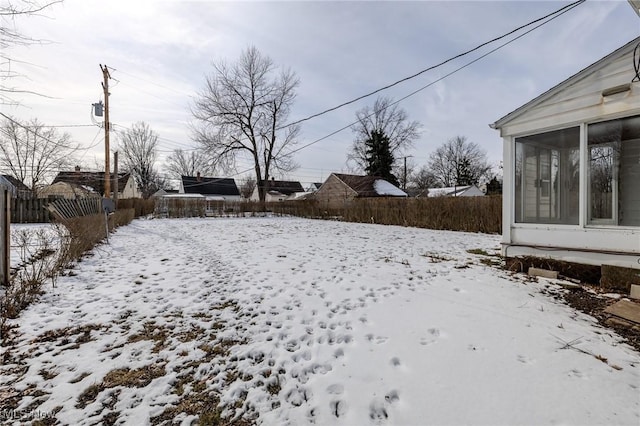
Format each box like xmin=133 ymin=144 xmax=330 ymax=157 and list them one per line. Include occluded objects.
xmin=1 ymin=217 xmax=638 ymax=425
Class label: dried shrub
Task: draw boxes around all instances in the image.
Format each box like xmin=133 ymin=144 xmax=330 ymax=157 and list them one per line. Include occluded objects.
xmin=117 ymin=198 xmax=154 ymax=217
xmin=268 ymin=195 xmax=502 ymax=234
xmin=1 ymin=209 xmax=135 ymax=343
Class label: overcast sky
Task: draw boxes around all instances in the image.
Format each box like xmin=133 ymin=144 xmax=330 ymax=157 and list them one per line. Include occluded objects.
xmin=4 ymin=0 xmax=639 ymax=188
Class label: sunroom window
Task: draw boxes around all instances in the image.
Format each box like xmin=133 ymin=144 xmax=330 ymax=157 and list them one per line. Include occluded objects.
xmin=515 ymin=127 xmax=580 ymax=224
xmin=588 ymin=115 xmax=640 ymax=226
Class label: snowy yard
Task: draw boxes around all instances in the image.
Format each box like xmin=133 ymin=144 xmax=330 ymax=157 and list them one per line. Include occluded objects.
xmin=1 ymin=217 xmax=638 ymax=425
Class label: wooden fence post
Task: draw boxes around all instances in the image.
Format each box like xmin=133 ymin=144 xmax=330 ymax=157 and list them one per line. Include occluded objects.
xmin=1 ymin=189 xmax=9 ymax=285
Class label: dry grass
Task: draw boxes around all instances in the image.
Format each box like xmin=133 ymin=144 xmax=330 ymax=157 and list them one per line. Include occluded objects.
xmin=126 ymin=321 xmax=169 ymax=353
xmin=76 ymin=363 xmax=166 ymax=409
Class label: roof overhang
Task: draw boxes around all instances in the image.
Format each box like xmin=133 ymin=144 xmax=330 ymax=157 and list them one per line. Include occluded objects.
xmin=490 ymin=36 xmax=640 ymax=132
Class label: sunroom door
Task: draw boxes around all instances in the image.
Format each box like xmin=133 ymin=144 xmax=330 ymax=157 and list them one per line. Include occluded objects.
xmin=521 ymin=146 xmax=558 ymax=222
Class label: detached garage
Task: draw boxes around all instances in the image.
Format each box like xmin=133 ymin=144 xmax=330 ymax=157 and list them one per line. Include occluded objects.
xmin=491 ymin=36 xmax=640 ymax=277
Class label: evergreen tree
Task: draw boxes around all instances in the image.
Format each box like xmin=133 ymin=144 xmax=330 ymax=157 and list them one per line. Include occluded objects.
xmin=486 ymin=176 xmax=503 ymax=195
xmin=364 ymin=130 xmax=399 ymax=186
xmin=456 ymin=158 xmax=474 ymax=186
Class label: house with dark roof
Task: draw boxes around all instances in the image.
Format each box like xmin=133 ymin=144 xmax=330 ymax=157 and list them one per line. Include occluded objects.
xmin=490 ymin=35 xmax=640 ymax=281
xmin=250 ymin=179 xmax=305 ymax=202
xmin=314 ymin=173 xmax=407 ymax=209
xmin=180 ymin=174 xmax=241 ymax=201
xmin=307 ymin=182 xmax=323 ymax=192
xmin=49 ymin=167 xmax=140 ymax=199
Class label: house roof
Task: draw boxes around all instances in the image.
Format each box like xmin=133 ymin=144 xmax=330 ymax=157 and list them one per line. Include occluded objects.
xmin=491 ymin=36 xmax=640 ymax=130
xmin=263 ymin=180 xmax=304 ymax=196
xmin=181 ymin=176 xmax=240 ymax=196
xmin=332 ymin=173 xmax=407 ymax=197
xmin=426 ymin=185 xmax=483 ymax=197
xmin=1 ymin=175 xmax=30 ymax=192
xmin=40 ymin=181 xmax=100 ymax=197
xmin=150 ymin=188 xmax=179 ymax=198
xmin=53 ymin=171 xmax=132 ymax=195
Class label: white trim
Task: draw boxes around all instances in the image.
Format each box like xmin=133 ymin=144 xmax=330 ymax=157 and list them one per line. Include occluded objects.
xmin=579 ymin=122 xmax=587 ymax=228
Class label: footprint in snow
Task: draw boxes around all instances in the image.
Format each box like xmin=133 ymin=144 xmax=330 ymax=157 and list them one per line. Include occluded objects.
xmin=385 ymin=390 xmax=399 ymax=404
xmin=286 ymin=387 xmax=313 ymax=406
xmin=330 ymin=399 xmax=348 ymax=418
xmin=517 ymin=354 xmax=535 ymax=365
xmin=369 ymin=399 xmax=389 ymax=422
xmin=326 ymin=383 xmax=344 ymax=395
xmin=420 ymin=328 xmax=443 ymax=346
xmin=366 ymin=334 xmax=388 ymax=344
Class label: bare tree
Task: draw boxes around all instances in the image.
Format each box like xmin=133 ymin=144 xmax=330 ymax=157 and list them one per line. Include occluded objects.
xmin=191 ymin=46 xmax=301 ymax=202
xmin=239 ymin=176 xmax=256 ymax=199
xmin=1 ymin=1 xmax=63 ymax=104
xmin=0 ymin=115 xmax=78 ymax=192
xmin=427 ymin=136 xmax=492 ymax=187
xmin=164 ymin=148 xmax=216 ymax=179
xmin=411 ymin=165 xmax=439 ymax=190
xmin=119 ymin=121 xmax=160 ymax=198
xmin=393 ymin=156 xmax=417 ymax=190
xmin=348 ymin=96 xmax=421 ymax=172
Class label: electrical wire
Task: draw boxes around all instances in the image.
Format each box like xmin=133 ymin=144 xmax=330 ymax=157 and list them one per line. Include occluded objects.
xmin=632 ymin=40 xmax=640 ymax=83
xmin=108 ymin=67 xmax=191 ymax=96
xmin=277 ymin=0 xmax=586 ymax=130
xmin=283 ymin=0 xmax=586 ymax=158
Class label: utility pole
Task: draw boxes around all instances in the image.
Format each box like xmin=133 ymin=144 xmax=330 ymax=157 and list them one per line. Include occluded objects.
xmin=113 ymin=151 xmax=119 ymax=209
xmin=100 ymin=64 xmax=111 ymax=199
xmin=402 ymin=155 xmax=413 ymax=190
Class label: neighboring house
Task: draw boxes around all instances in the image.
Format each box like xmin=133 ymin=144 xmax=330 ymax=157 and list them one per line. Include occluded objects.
xmin=490 ymin=36 xmax=640 ymax=270
xmin=150 ymin=188 xmax=179 ymax=199
xmin=154 ymin=193 xmax=206 ymax=218
xmin=180 ymin=174 xmax=241 ymax=201
xmin=52 ymin=168 xmax=141 ymax=199
xmin=180 ymin=174 xmax=240 ymax=215
xmin=38 ymin=181 xmax=99 ymax=199
xmin=307 ymin=182 xmax=323 ymax=192
xmin=250 ymin=179 xmax=305 ymax=202
xmin=426 ymin=185 xmax=484 ymax=197
xmin=314 ymin=173 xmax=407 ymax=209
xmin=1 ymin=175 xmax=31 ymax=198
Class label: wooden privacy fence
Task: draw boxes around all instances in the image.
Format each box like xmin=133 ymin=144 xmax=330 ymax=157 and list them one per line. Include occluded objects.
xmin=10 ymin=197 xmax=153 ymax=223
xmin=46 ymin=198 xmax=102 ymax=221
xmin=11 ymin=197 xmax=52 ymax=223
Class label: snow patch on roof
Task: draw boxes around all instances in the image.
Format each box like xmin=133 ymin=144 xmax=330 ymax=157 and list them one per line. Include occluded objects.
xmin=374 ymin=179 xmax=407 ymax=196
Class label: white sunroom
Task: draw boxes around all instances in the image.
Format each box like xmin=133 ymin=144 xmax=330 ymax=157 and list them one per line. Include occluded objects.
xmin=491 ymin=36 xmax=640 ymax=270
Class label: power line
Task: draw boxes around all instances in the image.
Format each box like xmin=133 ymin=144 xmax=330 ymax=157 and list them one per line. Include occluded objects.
xmin=110 ymin=123 xmax=197 ymax=152
xmin=283 ymin=0 xmax=585 ymax=157
xmin=10 ymin=124 xmax=98 ymax=128
xmin=108 ymin=67 xmax=192 ymax=97
xmin=278 ymin=0 xmax=586 ymax=130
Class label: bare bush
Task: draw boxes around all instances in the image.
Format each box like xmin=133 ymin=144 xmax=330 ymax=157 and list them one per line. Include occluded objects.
xmin=1 ymin=209 xmax=136 ymax=343
xmin=1 ymin=225 xmax=68 ymax=338
xmin=268 ymin=196 xmax=502 ymax=234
